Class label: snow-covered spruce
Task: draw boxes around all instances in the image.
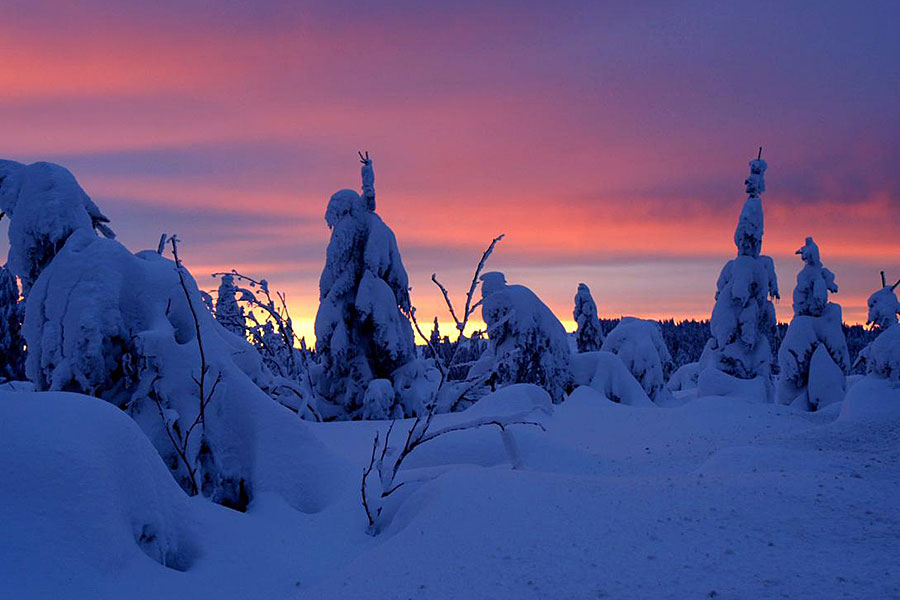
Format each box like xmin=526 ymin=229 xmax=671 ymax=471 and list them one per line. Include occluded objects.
xmin=0 ymin=160 xmax=115 ymax=296
xmin=314 ymin=155 xmax=430 ymax=419
xmin=602 ymin=317 xmax=672 ymax=403
xmin=776 ymin=237 xmax=850 ymax=409
xmin=573 ymin=283 xmax=604 ymax=353
xmin=699 ymin=151 xmax=779 ymax=400
xmin=856 ymin=272 xmax=900 ymax=383
xmin=479 ymin=272 xmax=572 ymax=402
xmin=214 ymin=273 xmax=246 ymax=338
xmin=0 ymin=263 xmax=25 ymax=382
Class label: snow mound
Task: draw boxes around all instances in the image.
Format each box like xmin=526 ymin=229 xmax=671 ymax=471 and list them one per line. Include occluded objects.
xmin=576 ymin=350 xmax=654 ymax=407
xmin=838 ymin=376 xmax=900 ymax=422
xmin=0 ymin=391 xmax=198 ymax=594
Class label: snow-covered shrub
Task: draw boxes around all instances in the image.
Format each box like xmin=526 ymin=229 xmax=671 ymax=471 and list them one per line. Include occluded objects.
xmin=573 ymin=283 xmax=604 ymax=353
xmin=0 ymin=160 xmax=115 ymax=296
xmin=214 ymin=273 xmax=245 ymax=337
xmin=213 ymin=270 xmax=320 ymax=420
xmin=776 ymin=237 xmax=850 ymax=409
xmin=23 ymin=230 xmax=346 ymax=511
xmin=314 ymin=156 xmax=421 ymax=419
xmin=601 ymin=317 xmax=672 ymax=402
xmin=856 ymin=273 xmax=900 ymax=384
xmin=0 ymin=263 xmax=25 ymax=382
xmin=699 ymin=152 xmax=779 ymax=399
xmin=479 ymin=271 xmax=572 ymax=403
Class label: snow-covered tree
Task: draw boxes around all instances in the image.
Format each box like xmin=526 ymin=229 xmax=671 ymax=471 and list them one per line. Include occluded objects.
xmin=602 ymin=317 xmax=672 ymax=402
xmin=776 ymin=237 xmax=850 ymax=409
xmin=214 ymin=273 xmax=245 ymax=337
xmin=479 ymin=272 xmax=572 ymax=402
xmin=573 ymin=283 xmax=604 ymax=353
xmin=699 ymin=151 xmax=779 ymax=398
xmin=313 ymin=154 xmax=420 ymax=419
xmin=0 ymin=160 xmax=115 ymax=296
xmin=0 ymin=263 xmax=25 ymax=382
xmin=856 ymin=272 xmax=900 ymax=383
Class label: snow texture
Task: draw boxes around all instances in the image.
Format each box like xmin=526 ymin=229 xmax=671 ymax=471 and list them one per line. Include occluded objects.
xmin=602 ymin=317 xmax=672 ymax=403
xmin=314 ymin=159 xmax=417 ymax=419
xmin=479 ymin=271 xmax=572 ymax=402
xmin=700 ymin=154 xmax=778 ymax=397
xmin=776 ymin=238 xmax=850 ymax=410
xmin=0 ymin=160 xmax=115 ymax=295
xmin=573 ymin=282 xmax=604 ymax=352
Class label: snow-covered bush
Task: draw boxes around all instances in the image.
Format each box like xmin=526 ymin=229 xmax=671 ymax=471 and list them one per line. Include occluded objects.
xmin=479 ymin=271 xmax=572 ymax=402
xmin=23 ymin=229 xmax=346 ymax=511
xmin=601 ymin=317 xmax=672 ymax=402
xmin=856 ymin=273 xmax=900 ymax=383
xmin=0 ymin=263 xmax=25 ymax=382
xmin=573 ymin=283 xmax=604 ymax=353
xmin=213 ymin=270 xmax=319 ymax=420
xmin=313 ymin=155 xmax=420 ymax=419
xmin=776 ymin=237 xmax=850 ymax=409
xmin=699 ymin=152 xmax=779 ymax=399
xmin=0 ymin=160 xmax=115 ymax=296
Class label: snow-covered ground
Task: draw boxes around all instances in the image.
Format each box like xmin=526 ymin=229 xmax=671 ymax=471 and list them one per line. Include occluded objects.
xmin=3 ymin=383 xmax=898 ymax=600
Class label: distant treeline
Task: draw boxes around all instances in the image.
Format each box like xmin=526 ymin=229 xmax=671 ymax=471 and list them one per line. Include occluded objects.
xmin=599 ymin=318 xmax=876 ymax=373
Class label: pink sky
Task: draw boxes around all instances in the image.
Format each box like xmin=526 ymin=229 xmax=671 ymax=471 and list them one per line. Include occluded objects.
xmin=2 ymin=1 xmax=898 ymax=340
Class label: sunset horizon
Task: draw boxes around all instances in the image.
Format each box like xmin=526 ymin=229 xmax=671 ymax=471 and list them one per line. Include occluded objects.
xmin=3 ymin=1 xmax=898 ymax=341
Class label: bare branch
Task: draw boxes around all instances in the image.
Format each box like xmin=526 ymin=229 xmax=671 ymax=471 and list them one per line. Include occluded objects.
xmin=431 ymin=274 xmax=462 ymax=331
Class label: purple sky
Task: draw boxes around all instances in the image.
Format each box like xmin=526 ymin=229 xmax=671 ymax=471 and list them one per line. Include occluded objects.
xmin=2 ymin=0 xmax=899 ymax=338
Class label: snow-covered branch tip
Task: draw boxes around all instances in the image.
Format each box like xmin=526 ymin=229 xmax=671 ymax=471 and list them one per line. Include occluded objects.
xmin=360 ymin=406 xmax=543 ymax=535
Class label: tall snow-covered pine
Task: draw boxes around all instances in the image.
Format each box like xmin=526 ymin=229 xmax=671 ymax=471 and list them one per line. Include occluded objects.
xmin=699 ymin=150 xmax=779 ymax=399
xmin=313 ymin=154 xmax=418 ymax=418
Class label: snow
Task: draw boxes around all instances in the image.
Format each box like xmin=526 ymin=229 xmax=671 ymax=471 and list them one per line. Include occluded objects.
xmin=6 ymin=383 xmax=898 ymax=599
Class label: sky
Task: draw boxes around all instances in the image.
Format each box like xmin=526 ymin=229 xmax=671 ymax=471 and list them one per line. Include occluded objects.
xmin=2 ymin=0 xmax=899 ymax=341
